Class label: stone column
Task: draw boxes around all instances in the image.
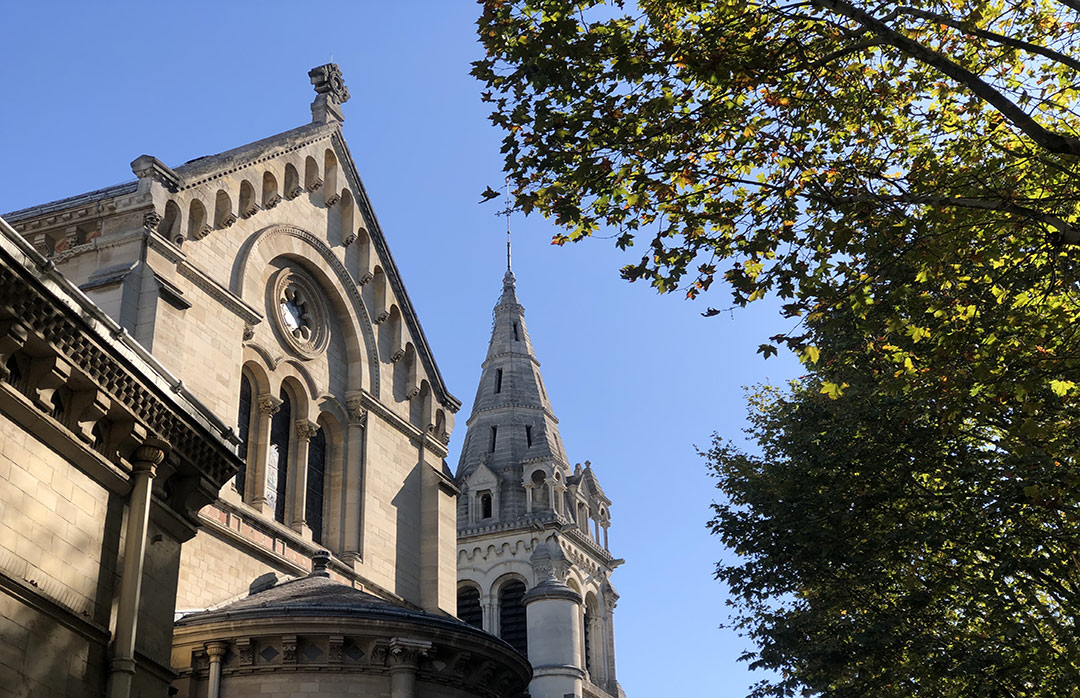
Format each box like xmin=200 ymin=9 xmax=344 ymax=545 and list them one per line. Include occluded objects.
xmin=106 ymin=439 xmax=168 ymax=698
xmin=523 ymin=482 xmax=534 ymax=514
xmin=342 ymin=395 xmax=366 ymax=563
xmin=388 ymin=638 xmax=431 ymax=698
xmin=290 ymin=419 xmax=319 ymax=536
xmin=525 ymin=541 xmax=584 ymax=698
xmin=205 ymin=642 xmax=229 ymax=698
xmin=251 ymin=394 xmax=281 ymax=514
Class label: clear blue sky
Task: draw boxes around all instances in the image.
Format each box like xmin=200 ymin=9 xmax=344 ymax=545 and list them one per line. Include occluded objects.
xmin=0 ymin=3 xmax=802 ymax=695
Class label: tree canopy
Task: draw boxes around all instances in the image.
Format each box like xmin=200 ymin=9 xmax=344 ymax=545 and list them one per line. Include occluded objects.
xmin=475 ymin=1 xmax=1080 ymax=695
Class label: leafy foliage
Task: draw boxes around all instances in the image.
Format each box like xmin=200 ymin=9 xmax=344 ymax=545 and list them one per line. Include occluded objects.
xmin=475 ymin=1 xmax=1080 ymax=694
xmin=707 ymin=363 xmax=1080 ymax=697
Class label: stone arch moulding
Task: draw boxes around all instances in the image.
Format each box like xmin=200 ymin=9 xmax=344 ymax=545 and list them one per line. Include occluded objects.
xmin=232 ymin=224 xmax=378 ymax=397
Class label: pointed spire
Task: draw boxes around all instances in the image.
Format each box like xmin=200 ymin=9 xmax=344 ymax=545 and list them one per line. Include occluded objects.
xmin=456 ymin=272 xmax=568 ymax=493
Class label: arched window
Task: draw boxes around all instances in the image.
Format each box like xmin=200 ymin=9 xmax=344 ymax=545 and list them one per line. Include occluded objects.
xmin=187 ymin=199 xmax=208 ymax=240
xmin=531 ymin=470 xmax=547 ymax=508
xmin=499 ymin=580 xmax=528 ymax=657
xmin=480 ymin=491 xmax=493 ymax=520
xmin=159 ymin=200 xmax=181 ymax=243
xmin=458 ymin=585 xmax=483 ymax=629
xmin=263 ymin=171 xmax=280 ymax=208
xmin=306 ymin=424 xmax=327 ymax=544
xmin=240 ymin=180 xmax=257 ymax=218
xmin=235 ymin=373 xmax=253 ymax=498
xmin=268 ymin=387 xmax=292 ymax=523
xmin=214 ymin=189 xmax=233 ymax=228
xmin=284 ymin=163 xmax=301 ymax=199
xmin=583 ymin=603 xmax=592 ymax=674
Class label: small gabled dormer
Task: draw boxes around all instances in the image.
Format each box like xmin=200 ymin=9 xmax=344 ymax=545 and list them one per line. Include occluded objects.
xmin=462 ymin=461 xmax=499 ymax=525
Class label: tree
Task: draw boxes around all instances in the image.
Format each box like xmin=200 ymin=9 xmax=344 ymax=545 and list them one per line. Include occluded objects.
xmin=473 ymin=0 xmax=1080 ymax=440
xmin=475 ymin=1 xmax=1080 ymax=693
xmin=706 ymin=356 xmax=1080 ymax=697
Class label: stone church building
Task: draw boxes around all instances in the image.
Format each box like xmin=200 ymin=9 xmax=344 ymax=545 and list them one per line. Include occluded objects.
xmin=0 ymin=65 xmax=623 ymax=698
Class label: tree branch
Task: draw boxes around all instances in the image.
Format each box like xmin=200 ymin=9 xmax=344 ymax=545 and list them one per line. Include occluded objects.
xmin=811 ymin=0 xmax=1080 ymax=156
xmin=892 ymin=6 xmax=1080 ymax=74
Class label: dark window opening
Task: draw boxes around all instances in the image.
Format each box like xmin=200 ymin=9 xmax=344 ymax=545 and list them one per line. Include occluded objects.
xmin=499 ymin=581 xmax=529 ymax=658
xmin=306 ymin=426 xmax=326 ymax=544
xmin=269 ymin=388 xmax=292 ymax=523
xmin=236 ymin=374 xmax=253 ymax=497
xmin=584 ymin=606 xmax=593 ymax=674
xmin=525 ymin=425 xmax=533 ymax=447
xmin=480 ymin=492 xmax=493 ymax=519
xmin=494 ymin=368 xmax=503 ymax=394
xmin=489 ymin=426 xmax=498 ymax=453
xmin=458 ymin=586 xmax=483 ymax=629
xmin=49 ymin=391 xmax=65 ymax=421
xmin=512 ymin=322 xmax=520 ymax=341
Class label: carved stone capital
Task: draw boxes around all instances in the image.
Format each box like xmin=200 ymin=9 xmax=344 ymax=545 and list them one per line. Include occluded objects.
xmin=388 ymin=638 xmax=431 ymax=669
xmin=205 ymin=642 xmax=229 ymax=661
xmin=346 ymin=398 xmax=367 ymax=427
xmin=325 ymin=192 xmax=341 ymax=208
xmin=373 ymin=310 xmax=390 ymax=324
xmin=143 ymin=211 xmax=162 ymax=231
xmin=406 ymin=386 xmax=420 ymax=400
xmin=295 ymin=420 xmax=319 ymax=442
xmin=358 ymin=271 xmax=374 ymax=286
xmin=390 ymin=348 xmax=405 ymax=363
xmin=258 ymin=394 xmax=283 ymax=417
xmin=242 ymin=324 xmax=255 ymax=341
xmin=220 ymin=213 xmax=237 ymax=229
xmin=308 ymin=178 xmax=323 ymax=192
xmin=241 ymin=204 xmax=259 ymax=219
xmin=264 ymin=193 xmax=282 ymax=209
xmin=131 ymin=438 xmax=169 ymax=468
xmin=193 ymin=223 xmax=212 ymax=240
xmin=286 ymin=185 xmax=303 ymax=200
xmin=342 ymin=232 xmax=357 ymax=247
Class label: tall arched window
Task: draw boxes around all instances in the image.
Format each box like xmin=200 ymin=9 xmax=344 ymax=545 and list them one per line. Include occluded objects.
xmin=458 ymin=586 xmax=483 ymax=629
xmin=583 ymin=603 xmax=593 ymax=675
xmin=499 ymin=580 xmax=528 ymax=658
xmin=531 ymin=470 xmax=547 ymax=509
xmin=235 ymin=373 xmax=253 ymax=498
xmin=268 ymin=387 xmax=292 ymax=523
xmin=306 ymin=424 xmax=326 ymax=544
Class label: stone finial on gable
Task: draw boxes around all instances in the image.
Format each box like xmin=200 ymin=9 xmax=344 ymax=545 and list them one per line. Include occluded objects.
xmin=309 ymin=63 xmax=350 ymax=124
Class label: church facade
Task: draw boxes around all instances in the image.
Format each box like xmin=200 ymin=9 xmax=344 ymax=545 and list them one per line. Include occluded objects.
xmin=0 ymin=64 xmax=623 ymax=698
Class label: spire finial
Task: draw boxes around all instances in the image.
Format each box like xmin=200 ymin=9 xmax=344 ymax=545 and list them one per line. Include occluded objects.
xmin=498 ymin=177 xmax=512 ymax=273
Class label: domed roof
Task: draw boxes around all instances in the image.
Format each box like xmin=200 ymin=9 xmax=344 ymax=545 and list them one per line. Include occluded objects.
xmin=176 ymin=574 xmax=495 ymax=642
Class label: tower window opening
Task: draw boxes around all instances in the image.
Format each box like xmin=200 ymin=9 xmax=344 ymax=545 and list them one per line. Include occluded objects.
xmin=458 ymin=586 xmax=483 ymax=629
xmin=512 ymin=322 xmax=520 ymax=341
xmin=499 ymin=581 xmax=529 ymax=658
xmin=525 ymin=425 xmax=533 ymax=447
xmin=494 ymin=368 xmax=503 ymax=394
xmin=489 ymin=426 xmax=498 ymax=453
xmin=480 ymin=491 xmax=493 ymax=519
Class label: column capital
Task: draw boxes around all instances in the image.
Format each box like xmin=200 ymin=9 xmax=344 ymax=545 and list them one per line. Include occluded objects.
xmin=205 ymin=642 xmax=229 ymax=660
xmin=258 ymin=394 xmax=283 ymax=416
xmin=388 ymin=637 xmax=431 ymax=669
xmin=295 ymin=419 xmax=320 ymax=442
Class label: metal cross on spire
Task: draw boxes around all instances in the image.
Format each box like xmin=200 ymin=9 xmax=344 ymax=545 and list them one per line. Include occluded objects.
xmin=496 ymin=178 xmax=513 ymax=272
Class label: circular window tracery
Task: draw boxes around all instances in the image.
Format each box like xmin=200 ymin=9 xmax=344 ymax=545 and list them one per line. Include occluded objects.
xmin=270 ymin=267 xmax=329 ymax=359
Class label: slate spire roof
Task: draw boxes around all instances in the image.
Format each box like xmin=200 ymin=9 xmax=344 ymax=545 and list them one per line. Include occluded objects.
xmin=456 ymin=270 xmax=567 ymax=485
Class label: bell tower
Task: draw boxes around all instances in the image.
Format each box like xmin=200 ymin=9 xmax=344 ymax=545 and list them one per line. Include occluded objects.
xmin=455 ymin=270 xmax=626 ymax=698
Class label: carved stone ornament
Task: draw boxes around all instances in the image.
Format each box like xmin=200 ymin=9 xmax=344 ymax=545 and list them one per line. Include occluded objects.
xmin=269 ymin=266 xmax=330 ymax=360
xmin=282 ymin=635 xmax=298 ymax=663
xmin=242 ymin=203 xmax=260 ymax=219
xmin=258 ymin=394 xmax=283 ymax=416
xmin=295 ymin=420 xmax=320 ymax=442
xmin=309 ymin=63 xmax=351 ymax=105
xmin=286 ymin=184 xmax=303 ymax=200
xmin=220 ymin=213 xmax=237 ymax=228
xmin=143 ymin=211 xmax=162 ymax=231
xmin=342 ymin=231 xmax=357 ymax=247
xmin=346 ymin=399 xmax=367 ymax=427
xmin=236 ymin=638 xmax=254 ymax=666
xmin=325 ymin=192 xmax=341 ymax=208
xmin=358 ymin=271 xmax=374 ymax=286
xmin=328 ymin=635 xmax=344 ymax=664
xmin=264 ymin=193 xmax=282 ymax=209
xmin=309 ymin=177 xmax=323 ymax=192
xmin=242 ymin=324 xmax=256 ymax=341
xmin=193 ymin=223 xmax=212 ymax=240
